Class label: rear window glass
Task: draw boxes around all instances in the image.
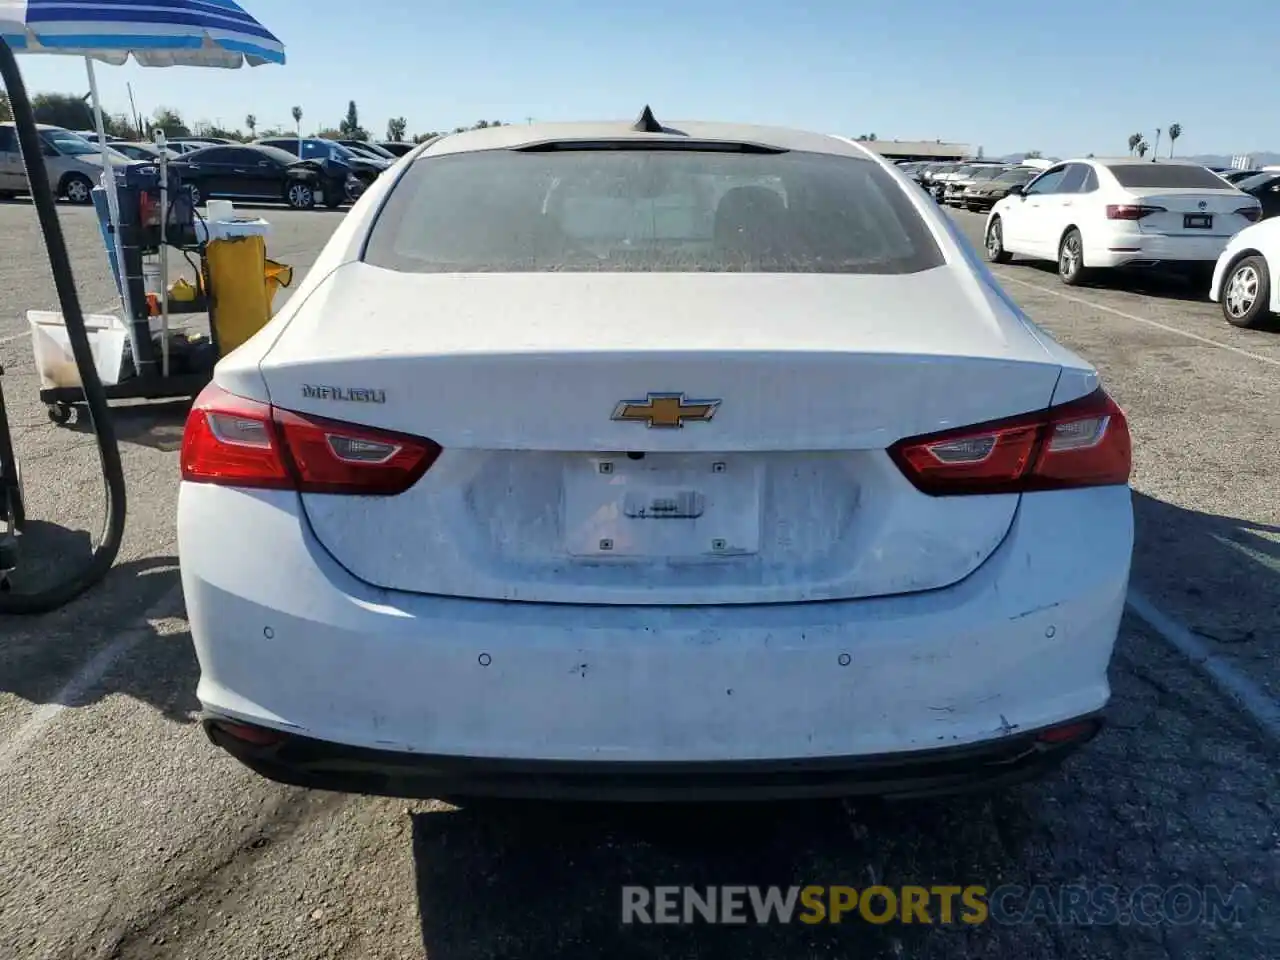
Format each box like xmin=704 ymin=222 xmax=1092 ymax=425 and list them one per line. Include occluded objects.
xmin=364 ymin=147 xmax=944 ymax=274
xmin=1105 ymin=163 xmax=1233 ymax=190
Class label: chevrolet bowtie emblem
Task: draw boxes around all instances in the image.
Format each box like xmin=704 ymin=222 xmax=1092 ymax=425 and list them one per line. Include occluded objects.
xmin=612 ymin=393 xmax=721 ymax=428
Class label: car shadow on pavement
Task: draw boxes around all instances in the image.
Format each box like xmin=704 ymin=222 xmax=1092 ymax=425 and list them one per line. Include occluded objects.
xmin=1131 ymin=490 xmax=1280 ymax=659
xmin=0 ymin=541 xmax=197 ymax=723
xmin=62 ymin=397 xmax=192 ymax=452
xmin=411 ymin=795 xmax=1023 ymax=959
xmin=1014 ymin=260 xmax=1213 ymax=304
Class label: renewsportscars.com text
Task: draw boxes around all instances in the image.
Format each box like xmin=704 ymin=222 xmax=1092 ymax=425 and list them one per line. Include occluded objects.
xmin=621 ymin=884 xmax=1249 ymax=927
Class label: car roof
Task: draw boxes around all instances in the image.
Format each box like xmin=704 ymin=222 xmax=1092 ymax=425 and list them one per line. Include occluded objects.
xmin=420 ymin=118 xmax=871 ymax=160
xmin=2 ymin=122 xmax=70 ymax=131
xmin=1069 ymin=157 xmax=1208 ymax=167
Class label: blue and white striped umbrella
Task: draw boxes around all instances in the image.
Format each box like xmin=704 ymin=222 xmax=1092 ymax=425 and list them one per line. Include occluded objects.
xmin=0 ymin=0 xmax=284 ymax=67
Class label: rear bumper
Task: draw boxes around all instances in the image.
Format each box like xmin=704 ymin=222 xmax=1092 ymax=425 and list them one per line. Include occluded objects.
xmin=1086 ymin=231 xmax=1232 ymax=269
xmin=204 ymin=714 xmax=1104 ymax=802
xmin=180 ymin=484 xmax=1133 ymax=793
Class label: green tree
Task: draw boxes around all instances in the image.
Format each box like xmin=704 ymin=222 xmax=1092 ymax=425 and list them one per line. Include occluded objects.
xmin=291 ymin=105 xmax=302 ymax=139
xmin=152 ymin=106 xmax=190 ymax=138
xmin=245 ymin=113 xmax=257 ymax=138
xmin=0 ymin=91 xmax=11 ymax=123
xmin=412 ymin=131 xmax=441 ymax=143
xmin=32 ymin=92 xmax=94 ymax=130
xmin=314 ymin=126 xmax=344 ymax=140
xmin=1025 ymin=149 xmax=1043 ymax=159
xmin=338 ymin=100 xmax=367 ymax=139
xmin=1168 ymin=122 xmax=1182 ymax=158
xmin=1136 ymin=138 xmax=1149 ymax=159
xmin=386 ymin=116 xmax=407 ymax=141
xmin=1127 ymin=132 xmax=1142 ymax=155
xmin=104 ymin=113 xmax=141 ymax=139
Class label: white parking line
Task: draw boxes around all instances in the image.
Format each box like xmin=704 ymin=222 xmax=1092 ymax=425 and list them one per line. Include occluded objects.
xmin=1126 ymin=588 xmax=1280 ymax=742
xmin=0 ymin=581 xmax=185 ymax=773
xmin=1000 ymin=274 xmax=1280 ymax=368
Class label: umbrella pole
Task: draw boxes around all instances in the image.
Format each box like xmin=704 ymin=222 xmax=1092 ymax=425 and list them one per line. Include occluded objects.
xmin=159 ymin=146 xmax=170 ymax=377
xmin=84 ymin=57 xmax=137 ymax=364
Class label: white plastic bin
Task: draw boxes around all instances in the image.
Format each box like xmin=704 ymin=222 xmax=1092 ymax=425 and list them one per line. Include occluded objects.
xmin=28 ymin=310 xmax=130 ymax=389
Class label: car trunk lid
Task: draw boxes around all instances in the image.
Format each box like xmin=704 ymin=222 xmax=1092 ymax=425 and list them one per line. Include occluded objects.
xmin=258 ymin=264 xmax=1064 ymax=605
xmin=1124 ymin=188 xmax=1256 ymax=237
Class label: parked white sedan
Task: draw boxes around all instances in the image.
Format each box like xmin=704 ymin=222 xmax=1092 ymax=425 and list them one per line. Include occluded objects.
xmin=984 ymin=159 xmax=1261 ymax=286
xmin=1210 ymin=217 xmax=1280 ymax=328
xmin=178 ymin=116 xmax=1134 ymax=802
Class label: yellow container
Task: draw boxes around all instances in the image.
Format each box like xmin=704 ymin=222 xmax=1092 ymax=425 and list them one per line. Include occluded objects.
xmin=265 ymin=258 xmax=294 ymax=305
xmin=205 ymin=235 xmax=293 ymax=357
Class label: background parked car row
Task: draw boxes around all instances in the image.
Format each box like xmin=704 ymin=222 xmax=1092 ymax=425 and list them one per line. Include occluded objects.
xmin=0 ymin=124 xmax=405 ymax=210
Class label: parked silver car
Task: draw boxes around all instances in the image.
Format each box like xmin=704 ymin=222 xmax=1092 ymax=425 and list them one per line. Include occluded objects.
xmin=0 ymin=123 xmax=142 ymax=204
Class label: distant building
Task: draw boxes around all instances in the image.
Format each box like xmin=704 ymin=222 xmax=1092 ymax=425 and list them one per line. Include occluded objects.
xmin=1231 ymin=155 xmax=1254 ymax=170
xmin=850 ymin=138 xmax=974 ymax=161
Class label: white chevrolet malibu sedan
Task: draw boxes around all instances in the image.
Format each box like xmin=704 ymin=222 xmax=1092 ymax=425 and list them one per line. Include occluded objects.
xmin=178 ymin=112 xmax=1134 ymax=803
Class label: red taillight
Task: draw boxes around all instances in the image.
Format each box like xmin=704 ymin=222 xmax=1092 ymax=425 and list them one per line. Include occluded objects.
xmin=888 ymin=388 xmax=1131 ymax=497
xmin=1235 ymin=205 xmax=1262 ymax=223
xmin=1105 ymin=204 xmax=1165 ymax=220
xmin=180 ymin=383 xmax=442 ymax=495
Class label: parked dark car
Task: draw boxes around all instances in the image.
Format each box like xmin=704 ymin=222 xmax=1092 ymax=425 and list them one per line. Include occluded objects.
xmin=168 ymin=144 xmax=347 ymax=210
xmin=255 ymin=137 xmax=388 ymax=197
xmin=943 ymin=163 xmax=1007 ymax=207
xmin=170 ymin=136 xmax=234 ymax=146
xmin=111 ymin=141 xmax=182 ymax=162
xmin=958 ymin=165 xmax=1040 ymax=212
xmin=375 ymin=140 xmax=414 ymax=157
xmin=1232 ymin=171 xmax=1280 ymax=220
xmin=959 ymin=165 xmax=1040 ymax=212
xmin=1220 ymin=169 xmax=1262 ymax=184
xmin=337 ymin=139 xmax=398 ymax=161
xmin=167 ymin=141 xmax=218 ymax=155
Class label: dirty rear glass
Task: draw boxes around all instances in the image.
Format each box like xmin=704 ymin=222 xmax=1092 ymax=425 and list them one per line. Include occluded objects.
xmin=363 ymin=148 xmax=944 ymax=274
xmin=1106 ymin=163 xmax=1235 ymax=190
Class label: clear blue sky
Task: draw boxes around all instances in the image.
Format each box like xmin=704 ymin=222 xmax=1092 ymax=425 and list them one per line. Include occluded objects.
xmin=9 ymin=0 xmax=1275 ymax=156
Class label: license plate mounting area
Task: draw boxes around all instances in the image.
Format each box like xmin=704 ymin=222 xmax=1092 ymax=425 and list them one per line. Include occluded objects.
xmin=562 ymin=455 xmax=762 ymax=559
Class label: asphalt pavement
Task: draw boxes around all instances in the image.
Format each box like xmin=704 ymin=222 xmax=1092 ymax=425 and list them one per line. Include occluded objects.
xmin=0 ymin=199 xmax=1276 ymax=960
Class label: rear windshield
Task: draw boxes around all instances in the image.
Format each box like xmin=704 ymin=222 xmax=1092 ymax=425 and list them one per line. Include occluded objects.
xmin=1105 ymin=163 xmax=1232 ymax=190
xmin=363 ymin=147 xmax=944 ymax=274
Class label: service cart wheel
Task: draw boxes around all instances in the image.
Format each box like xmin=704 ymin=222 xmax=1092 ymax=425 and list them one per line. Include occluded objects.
xmin=47 ymin=402 xmax=72 ymax=425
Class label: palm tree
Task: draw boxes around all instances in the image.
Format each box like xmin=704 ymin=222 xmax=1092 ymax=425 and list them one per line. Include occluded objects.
xmin=245 ymin=113 xmax=257 ymax=138
xmin=291 ymin=105 xmax=302 ymax=138
xmin=1168 ymin=123 xmax=1182 ymax=158
xmin=1152 ymin=127 xmax=1162 ymax=160
xmin=1137 ymin=138 xmax=1149 ymax=158
xmin=1127 ymin=133 xmax=1142 ymax=155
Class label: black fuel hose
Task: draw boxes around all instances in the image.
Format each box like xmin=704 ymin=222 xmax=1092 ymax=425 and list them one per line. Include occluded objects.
xmin=0 ymin=38 xmax=127 ymax=613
